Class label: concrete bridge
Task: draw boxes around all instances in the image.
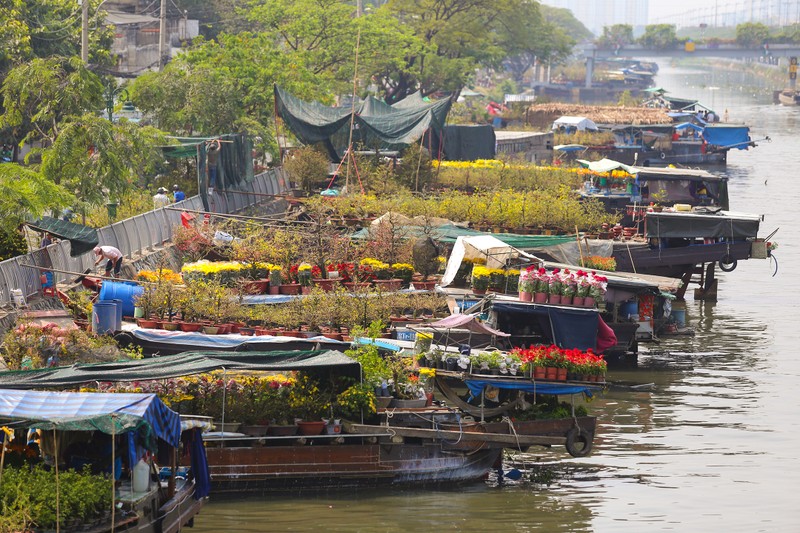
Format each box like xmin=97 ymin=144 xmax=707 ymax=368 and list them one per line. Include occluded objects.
xmin=580 ymin=43 xmax=800 ymax=87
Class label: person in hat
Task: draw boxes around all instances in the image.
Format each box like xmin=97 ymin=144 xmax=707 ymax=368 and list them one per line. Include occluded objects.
xmin=93 ymin=245 xmax=123 ymax=278
xmin=153 ymin=187 xmax=171 ymax=208
xmin=172 ymin=184 xmax=185 ymax=202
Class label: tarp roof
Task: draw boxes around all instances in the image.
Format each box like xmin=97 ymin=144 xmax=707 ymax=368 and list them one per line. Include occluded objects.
xmin=0 ymin=350 xmax=361 ymax=389
xmin=702 ymin=124 xmax=751 ymax=150
xmin=352 ymin=220 xmax=574 ymax=249
xmin=552 ymin=116 xmax=598 ymax=131
xmin=440 ymin=235 xmax=542 ymax=287
xmin=491 ymin=302 xmax=600 ymax=351
xmin=644 ymin=211 xmax=761 ymax=239
xmin=425 ymin=313 xmax=509 ymax=337
xmin=28 ymin=216 xmax=98 ymax=257
xmin=275 ymin=85 xmax=452 ymax=160
xmin=0 ymin=390 xmax=181 ymax=448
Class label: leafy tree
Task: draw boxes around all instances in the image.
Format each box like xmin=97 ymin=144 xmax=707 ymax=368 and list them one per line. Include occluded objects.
xmin=0 ymin=57 xmax=104 ymax=147
xmin=638 ymin=24 xmax=679 ymax=50
xmin=541 ymin=5 xmax=593 ymax=42
xmin=40 ymin=114 xmax=168 ymax=222
xmin=595 ymin=24 xmax=634 ymax=50
xmin=0 ymin=163 xmax=72 ymax=227
xmin=735 ymin=22 xmax=771 ymax=48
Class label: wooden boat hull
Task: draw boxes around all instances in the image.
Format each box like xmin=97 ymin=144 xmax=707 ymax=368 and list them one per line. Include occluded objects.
xmin=612 ymin=241 xmax=752 ymax=278
xmin=779 ymin=91 xmax=800 ymax=106
xmin=205 ymin=442 xmax=501 ymax=493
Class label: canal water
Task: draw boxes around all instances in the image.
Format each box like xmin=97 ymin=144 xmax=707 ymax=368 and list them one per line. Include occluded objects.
xmin=193 ymin=65 xmax=798 ymax=532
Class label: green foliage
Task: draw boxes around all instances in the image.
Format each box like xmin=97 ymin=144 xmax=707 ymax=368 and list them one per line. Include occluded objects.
xmin=638 ymin=24 xmax=679 ymax=50
xmin=595 ymin=24 xmax=634 ymax=49
xmin=735 ymin=22 xmax=771 ymax=47
xmin=284 ymin=146 xmax=330 ymax=192
xmin=513 ymin=397 xmax=588 ymax=421
xmin=0 ymin=163 xmax=72 ymax=228
xmin=40 ymin=115 xmax=168 ymax=222
xmin=0 ymin=57 xmax=104 ymax=146
xmin=345 ymin=342 xmax=392 ymax=387
xmin=617 ymin=90 xmax=641 ymax=107
xmin=0 ymin=228 xmax=27 ymax=261
xmin=394 ymin=142 xmax=434 ymax=191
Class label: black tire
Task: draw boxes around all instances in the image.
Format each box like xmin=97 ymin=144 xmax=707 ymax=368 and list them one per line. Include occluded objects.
xmin=719 ymin=255 xmax=738 ymax=272
xmin=565 ymin=426 xmax=594 ymax=457
xmin=660 ymin=152 xmax=666 ymax=160
xmin=113 ymin=332 xmax=134 ymax=348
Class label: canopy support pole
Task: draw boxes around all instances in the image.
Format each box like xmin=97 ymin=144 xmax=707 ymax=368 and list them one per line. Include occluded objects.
xmin=111 ymin=418 xmax=116 ymax=533
xmin=54 ymin=429 xmax=60 ymax=533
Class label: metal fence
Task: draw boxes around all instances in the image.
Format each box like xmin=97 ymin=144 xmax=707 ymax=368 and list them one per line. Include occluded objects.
xmin=0 ymin=169 xmax=287 ymax=306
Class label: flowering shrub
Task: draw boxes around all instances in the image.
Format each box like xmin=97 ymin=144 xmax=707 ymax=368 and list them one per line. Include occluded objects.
xmin=512 ymin=345 xmax=607 ymax=375
xmin=136 ymin=268 xmax=183 ymax=284
xmin=584 ymin=256 xmax=617 ymax=271
xmin=391 ymin=263 xmax=414 ymax=283
xmin=335 ymin=382 xmax=376 ymax=418
xmin=182 ymin=260 xmax=275 ymax=285
xmin=361 ymin=258 xmax=391 ymax=279
xmin=471 ymin=265 xmax=491 ymax=291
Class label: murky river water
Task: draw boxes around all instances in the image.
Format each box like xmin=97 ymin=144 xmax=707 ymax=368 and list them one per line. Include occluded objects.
xmin=193 ymin=65 xmax=799 ymax=532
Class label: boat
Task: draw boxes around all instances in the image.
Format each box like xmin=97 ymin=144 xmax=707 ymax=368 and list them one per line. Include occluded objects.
xmin=114 ymin=326 xmax=349 ymax=356
xmin=0 ymin=389 xmax=209 ymax=532
xmin=0 ymin=349 xmax=601 ymax=493
xmin=778 ymin=89 xmax=800 ymax=106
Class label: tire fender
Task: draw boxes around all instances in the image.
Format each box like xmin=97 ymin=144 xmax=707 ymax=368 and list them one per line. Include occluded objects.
xmin=719 ymin=255 xmax=738 ymax=272
xmin=565 ymin=426 xmax=594 ymax=457
xmin=660 ymin=152 xmax=666 ymax=160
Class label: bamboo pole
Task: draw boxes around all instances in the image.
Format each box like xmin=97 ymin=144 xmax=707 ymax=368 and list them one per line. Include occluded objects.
xmin=345 ymin=29 xmax=361 ymax=194
xmin=575 ymin=225 xmax=585 ymax=267
xmin=54 ymin=429 xmax=60 ymax=533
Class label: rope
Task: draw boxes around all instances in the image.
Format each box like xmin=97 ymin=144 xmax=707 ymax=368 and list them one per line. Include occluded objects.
xmin=500 ymin=415 xmax=523 ymax=451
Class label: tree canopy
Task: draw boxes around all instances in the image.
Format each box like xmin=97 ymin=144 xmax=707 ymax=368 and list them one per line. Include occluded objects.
xmin=638 ymin=24 xmax=679 ymax=50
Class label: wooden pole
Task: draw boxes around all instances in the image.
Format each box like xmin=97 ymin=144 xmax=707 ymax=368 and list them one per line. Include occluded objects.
xmin=345 ymin=29 xmax=361 ymax=194
xmin=575 ymin=225 xmax=585 ymax=267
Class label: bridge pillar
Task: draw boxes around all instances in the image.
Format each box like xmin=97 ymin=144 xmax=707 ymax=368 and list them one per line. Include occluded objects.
xmin=585 ymin=56 xmax=594 ymax=88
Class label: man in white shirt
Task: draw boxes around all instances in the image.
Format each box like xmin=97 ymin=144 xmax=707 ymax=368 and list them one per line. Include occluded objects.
xmin=93 ymin=246 xmax=123 ymax=278
xmin=153 ymin=187 xmax=171 ymax=208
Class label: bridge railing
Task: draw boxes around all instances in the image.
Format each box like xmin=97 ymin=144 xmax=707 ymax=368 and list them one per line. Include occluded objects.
xmin=0 ymin=169 xmax=287 ymax=307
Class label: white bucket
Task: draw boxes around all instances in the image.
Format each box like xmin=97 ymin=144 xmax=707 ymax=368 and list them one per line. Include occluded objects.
xmin=11 ymin=289 xmax=26 ymax=307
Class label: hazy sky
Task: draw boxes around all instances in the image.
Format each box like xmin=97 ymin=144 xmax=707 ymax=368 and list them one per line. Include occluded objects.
xmin=650 ymin=0 xmax=722 ymax=22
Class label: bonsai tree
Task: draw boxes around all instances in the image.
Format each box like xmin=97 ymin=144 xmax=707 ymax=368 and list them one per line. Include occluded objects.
xmin=412 ymin=236 xmax=440 ymax=281
xmin=284 ymin=146 xmax=330 ymax=193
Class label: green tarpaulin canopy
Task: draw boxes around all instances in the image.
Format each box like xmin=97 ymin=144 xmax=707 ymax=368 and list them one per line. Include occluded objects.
xmin=275 ymin=85 xmax=452 ymax=160
xmin=351 ymin=223 xmax=573 ymax=248
xmin=28 ymin=216 xmax=98 ymax=257
xmin=0 ymin=350 xmax=361 ymax=389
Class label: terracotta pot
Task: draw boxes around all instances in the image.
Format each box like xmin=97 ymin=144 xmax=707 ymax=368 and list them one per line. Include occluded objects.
xmin=533 ymin=366 xmax=546 ymax=379
xmin=279 ymin=283 xmax=301 ymax=295
xmin=301 ymin=286 xmax=311 ymax=295
xmin=413 ymin=280 xmax=436 ymax=290
xmin=161 ymin=321 xmax=179 ymax=331
xmin=584 ymin=297 xmax=596 ymax=308
xmin=373 ymin=279 xmax=403 ymax=292
xmin=179 ymin=322 xmax=203 ymax=332
xmin=343 ymin=282 xmax=371 ymax=291
xmin=519 ymin=291 xmax=532 ymax=302
xmin=472 ymin=288 xmax=487 ymax=295
xmin=534 ymin=292 xmax=548 ymax=304
xmin=545 ymin=367 xmax=558 ymax=380
xmin=573 ymin=296 xmax=585 ymax=307
xmin=217 ymin=324 xmax=232 ymax=334
xmin=269 ymin=285 xmax=280 ymax=295
xmin=561 ymin=296 xmax=573 ymax=306
xmin=297 ymin=421 xmax=326 ymax=435
xmin=238 ymin=327 xmax=255 ymax=336
xmin=203 ymin=325 xmax=220 ymax=335
xmin=267 ymin=425 xmax=298 ymax=436
xmin=242 ymin=280 xmax=268 ymax=295
xmin=548 ymin=294 xmax=561 ymax=305
xmin=312 ymin=278 xmax=338 ymax=292
xmin=136 ymin=318 xmax=159 ymax=329
xmin=556 ymin=368 xmax=568 ymax=381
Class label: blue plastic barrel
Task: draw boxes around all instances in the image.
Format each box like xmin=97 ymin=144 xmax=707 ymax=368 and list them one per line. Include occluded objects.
xmin=92 ymin=302 xmax=117 ymax=335
xmin=619 ymin=300 xmax=638 ymax=318
xmin=99 ymin=281 xmax=143 ymax=317
xmin=100 ymin=299 xmax=123 ymax=331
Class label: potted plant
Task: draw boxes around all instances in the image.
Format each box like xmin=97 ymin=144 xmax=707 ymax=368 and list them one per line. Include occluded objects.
xmin=297 ymin=263 xmax=313 ymax=294
xmin=471 ymin=265 xmax=490 ymax=294
xmin=268 ymin=266 xmax=282 ymax=294
xmin=133 ymin=285 xmax=159 ymax=328
xmin=411 ymin=236 xmax=440 ymax=289
xmin=289 ymin=374 xmax=331 ymax=434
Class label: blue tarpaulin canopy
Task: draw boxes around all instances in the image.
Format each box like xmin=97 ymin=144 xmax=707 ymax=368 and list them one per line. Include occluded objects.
xmin=492 ymin=302 xmax=599 ymax=351
xmin=674 ymin=122 xmax=704 ymax=132
xmin=465 ymin=379 xmax=594 ymax=398
xmin=702 ymin=125 xmax=751 ymax=149
xmin=0 ymin=390 xmax=181 ymax=448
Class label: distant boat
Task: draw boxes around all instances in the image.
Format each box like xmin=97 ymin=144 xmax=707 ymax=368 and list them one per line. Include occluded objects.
xmin=778 ymin=89 xmax=800 ymax=106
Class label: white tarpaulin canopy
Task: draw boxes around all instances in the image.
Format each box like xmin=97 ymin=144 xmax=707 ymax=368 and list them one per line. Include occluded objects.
xmin=440 ymin=235 xmax=541 ymax=287
xmin=552 ymin=116 xmax=598 ymax=132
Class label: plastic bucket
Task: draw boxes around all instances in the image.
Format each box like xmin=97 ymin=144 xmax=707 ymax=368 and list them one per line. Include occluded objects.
xmin=620 ymin=300 xmax=638 ymax=318
xmin=100 ymin=299 xmax=123 ymax=331
xmin=670 ymin=301 xmax=686 ymax=328
xmin=99 ymin=281 xmax=143 ymax=317
xmin=92 ymin=302 xmax=117 ymax=335
xmin=40 ymin=272 xmax=54 ymax=288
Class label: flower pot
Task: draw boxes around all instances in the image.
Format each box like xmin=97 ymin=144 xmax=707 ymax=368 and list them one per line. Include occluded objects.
xmin=203 ymin=325 xmax=220 ymax=335
xmin=325 ymin=421 xmax=342 ymax=435
xmin=533 ymin=366 xmax=546 ymax=379
xmin=343 ymin=282 xmax=372 ymax=291
xmin=373 ymin=279 xmax=402 ymax=292
xmin=297 ymin=421 xmax=326 ymax=435
xmin=214 ymin=421 xmax=241 ymax=433
xmin=243 ymin=280 xmax=268 ymax=295
xmin=472 ymin=288 xmax=487 ymax=295
xmin=301 ymin=286 xmax=311 ymax=295
xmin=519 ymin=291 xmax=532 ymax=302
xmin=375 ymin=396 xmax=393 ymax=409
xmin=179 ymin=322 xmax=203 ymax=332
xmin=390 ymin=398 xmax=428 ymax=408
xmin=238 ymin=327 xmax=255 ymax=336
xmin=584 ymin=297 xmax=596 ymax=308
xmin=240 ymin=424 xmax=269 ymax=437
xmin=573 ymin=296 xmax=585 ymax=307
xmin=312 ymin=278 xmax=338 ymax=291
xmin=216 ymin=324 xmax=232 ymax=334
xmin=545 ymin=367 xmax=558 ymax=380
xmin=534 ymin=292 xmax=548 ymax=304
xmin=556 ymin=368 xmax=568 ymax=381
xmin=267 ymin=424 xmax=298 ymax=436
xmin=136 ymin=318 xmax=159 ymax=329
xmin=548 ymin=294 xmax=561 ymax=305
xmin=413 ymin=280 xmax=436 ymax=290
xmin=134 ymin=306 xmax=144 ymax=319
xmin=561 ymin=295 xmax=573 ymax=306
xmin=162 ymin=321 xmax=180 ymax=331
xmin=269 ymin=285 xmax=280 ymax=295
xmin=279 ymin=283 xmax=301 ymax=295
